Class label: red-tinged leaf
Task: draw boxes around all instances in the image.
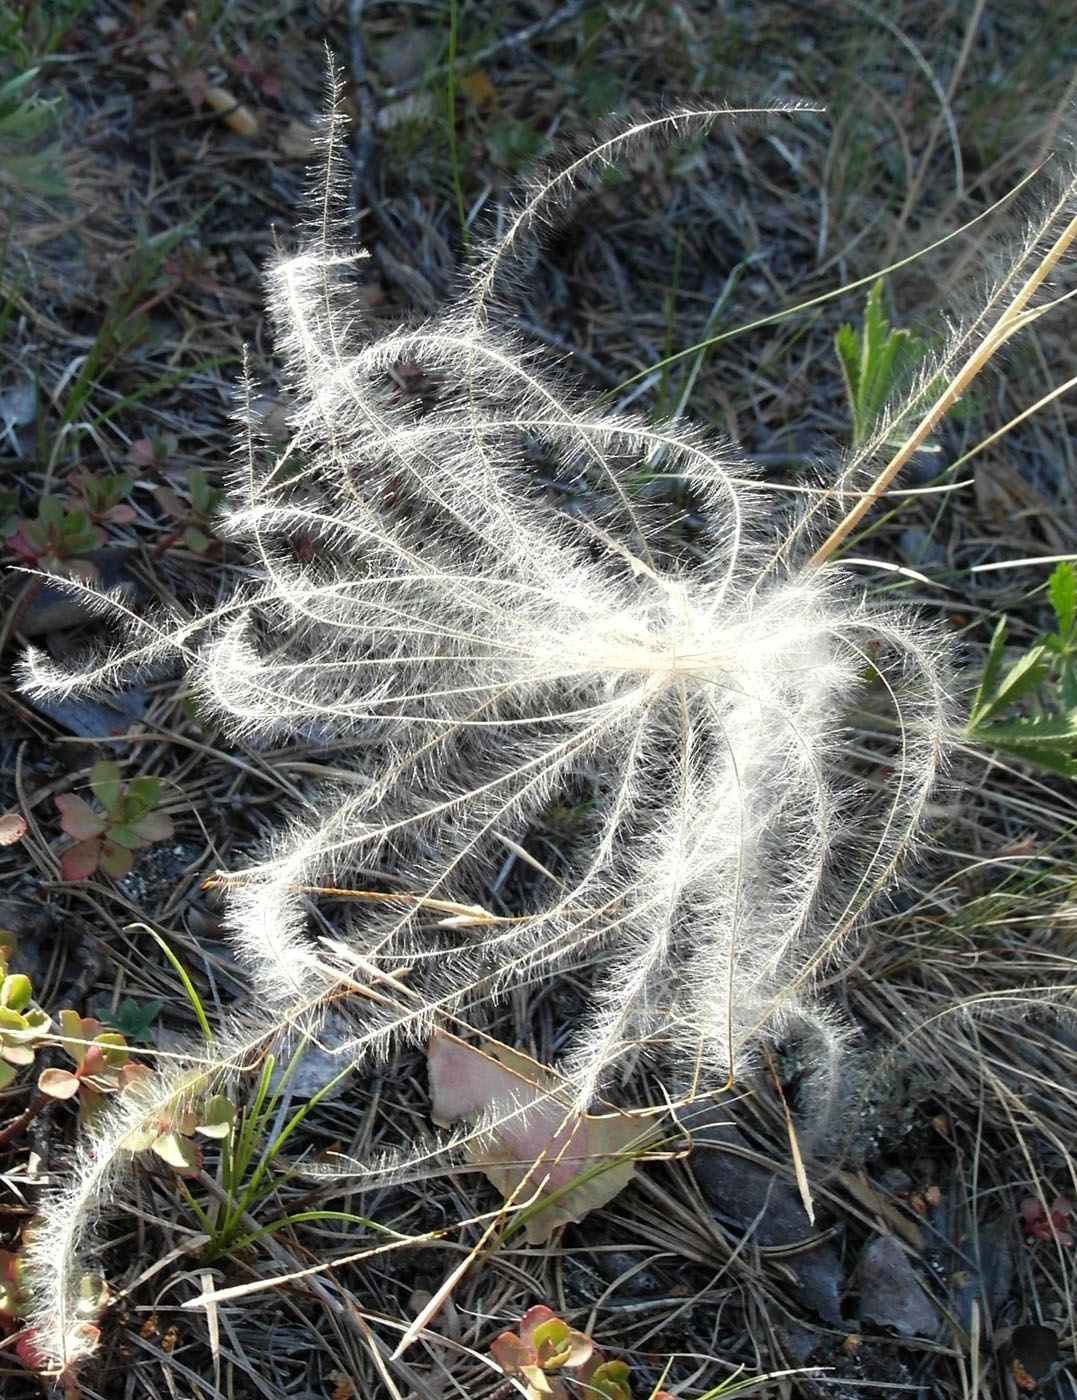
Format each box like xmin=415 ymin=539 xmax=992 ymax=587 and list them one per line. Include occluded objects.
xmin=88 ymin=761 xmax=123 ymax=815
xmin=518 ymin=1306 xmax=559 ymax=1349
xmin=155 ymin=486 xmax=185 ymax=517
xmin=120 ymin=1061 xmax=156 ymax=1094
xmin=95 ymin=1032 xmax=129 ymax=1066
xmin=63 ymin=1016 xmax=110 ymax=1072
xmin=0 ymin=811 xmax=26 ymax=845
xmin=16 ymin=1320 xmax=98 ymax=1386
xmin=491 ymin=1330 xmax=535 ymax=1376
xmin=532 ymin=1317 xmax=591 ymax=1370
xmin=80 ymin=1034 xmax=127 ymax=1083
xmin=14 ymin=1325 xmax=48 ymax=1370
xmin=583 ymin=1358 xmax=631 ymax=1400
xmin=55 ymin=794 xmax=106 ymax=840
xmin=98 ymin=839 xmax=135 ymax=880
xmin=61 ymin=839 xmax=102 ymax=881
xmin=152 ymin=1130 xmax=201 ymax=1175
xmin=131 ymin=810 xmax=173 ymax=843
xmin=105 ymin=503 xmax=136 ymax=524
xmin=38 ymin=1067 xmax=81 ymax=1100
xmin=59 ymin=1009 xmax=97 ymax=1059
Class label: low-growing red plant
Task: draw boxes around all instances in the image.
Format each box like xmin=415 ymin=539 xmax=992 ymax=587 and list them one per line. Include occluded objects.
xmin=55 ymin=761 xmax=173 ymax=881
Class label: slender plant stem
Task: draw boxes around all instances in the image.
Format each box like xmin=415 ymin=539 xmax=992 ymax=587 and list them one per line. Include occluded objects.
xmin=0 ymin=1091 xmax=48 ymax=1146
xmin=809 ymin=208 xmax=1077 ymax=568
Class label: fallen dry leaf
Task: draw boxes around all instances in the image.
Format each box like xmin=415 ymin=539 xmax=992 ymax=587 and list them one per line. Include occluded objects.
xmin=0 ymin=812 xmax=27 ymax=846
xmin=857 ymin=1234 xmax=940 ymax=1338
xmin=428 ymin=1031 xmax=662 ymax=1244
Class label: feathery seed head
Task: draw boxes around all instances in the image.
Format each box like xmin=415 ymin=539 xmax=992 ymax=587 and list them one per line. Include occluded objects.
xmin=12 ymin=94 xmax=978 ymax=1369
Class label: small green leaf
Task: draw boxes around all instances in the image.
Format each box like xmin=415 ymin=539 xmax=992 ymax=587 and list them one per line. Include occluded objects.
xmin=971 ymin=714 xmax=1077 ymax=748
xmin=98 ymin=996 xmax=163 ymax=1042
xmin=89 ymin=761 xmax=123 ymax=816
xmin=835 ymin=278 xmax=932 ymax=448
xmin=108 ymin=824 xmax=148 ymax=851
xmin=125 ymin=776 xmax=160 ymax=812
xmin=967 ymin=642 xmax=1047 ymax=730
xmin=1059 ymin=659 xmax=1077 ymax=711
xmin=19 ymin=1007 xmax=50 ymax=1039
xmin=835 ymin=322 xmax=861 ymax=422
xmin=980 ymin=743 xmax=1077 ymax=780
xmin=152 ymin=1130 xmax=202 ymax=1175
xmin=0 ymin=972 xmax=31 ymax=1012
xmin=94 ymin=1032 xmax=130 ymax=1067
xmin=196 ymin=1093 xmax=236 ymax=1139
xmin=1047 ymin=560 xmax=1076 ymax=640
xmin=587 ymin=1359 xmax=632 ymax=1400
xmin=188 ymin=469 xmax=210 ymax=511
xmin=98 ymin=839 xmax=135 ymax=880
xmin=58 ymin=1009 xmax=91 ymax=1059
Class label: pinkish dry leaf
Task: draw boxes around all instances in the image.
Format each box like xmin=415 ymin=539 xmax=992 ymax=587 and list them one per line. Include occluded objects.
xmin=60 ymin=839 xmax=101 ymax=882
xmin=0 ymin=811 xmax=26 ymax=846
xmin=428 ymin=1032 xmax=662 ymax=1243
xmin=131 ymin=810 xmax=174 ymax=842
xmin=37 ymin=1068 xmax=81 ymax=1100
xmin=55 ymin=794 xmax=106 ymax=841
xmin=491 ymin=1329 xmax=534 ymax=1375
